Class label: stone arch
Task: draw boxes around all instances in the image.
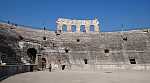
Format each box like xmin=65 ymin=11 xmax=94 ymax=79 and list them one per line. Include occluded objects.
xmin=80 ymin=25 xmax=86 ymax=32
xmin=83 ymin=59 xmax=88 ymax=64
xmin=56 ymin=18 xmax=100 ymax=32
xmin=90 ymin=25 xmax=95 ymax=32
xmin=27 ymin=48 xmax=37 ymax=64
xmin=71 ymin=25 xmax=76 ymax=32
xmin=62 ymin=24 xmax=67 ymax=32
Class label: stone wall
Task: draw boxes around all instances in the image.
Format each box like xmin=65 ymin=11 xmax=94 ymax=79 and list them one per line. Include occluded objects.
xmin=12 ymin=25 xmax=150 ymax=70
xmin=0 ymin=65 xmax=37 ymax=81
xmin=1 ymin=23 xmax=150 ymax=70
xmin=0 ymin=24 xmax=23 ymax=65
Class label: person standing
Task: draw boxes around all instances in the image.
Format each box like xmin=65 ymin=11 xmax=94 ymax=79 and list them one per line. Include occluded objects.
xmin=49 ymin=64 xmax=52 ymax=72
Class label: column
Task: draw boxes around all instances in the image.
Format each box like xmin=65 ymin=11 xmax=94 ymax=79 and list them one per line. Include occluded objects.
xmin=85 ymin=25 xmax=90 ymax=32
xmin=94 ymin=25 xmax=100 ymax=32
xmin=67 ymin=25 xmax=72 ymax=32
xmin=93 ymin=18 xmax=100 ymax=32
xmin=76 ymin=24 xmax=81 ymax=32
xmin=85 ymin=21 xmax=90 ymax=32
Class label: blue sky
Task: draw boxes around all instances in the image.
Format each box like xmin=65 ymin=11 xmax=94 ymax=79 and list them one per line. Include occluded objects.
xmin=0 ymin=0 xmax=150 ymax=31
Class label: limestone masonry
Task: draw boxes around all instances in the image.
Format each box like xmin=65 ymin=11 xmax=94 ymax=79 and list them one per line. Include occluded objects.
xmin=1 ymin=18 xmax=150 ymax=71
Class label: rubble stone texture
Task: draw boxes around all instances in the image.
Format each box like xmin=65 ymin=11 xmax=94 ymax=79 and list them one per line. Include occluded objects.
xmin=0 ymin=24 xmax=22 ymax=65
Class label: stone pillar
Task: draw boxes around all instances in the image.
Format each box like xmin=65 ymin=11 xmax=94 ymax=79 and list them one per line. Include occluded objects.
xmin=85 ymin=20 xmax=90 ymax=32
xmin=67 ymin=25 xmax=72 ymax=32
xmin=93 ymin=18 xmax=100 ymax=32
xmin=76 ymin=24 xmax=81 ymax=32
xmin=94 ymin=25 xmax=100 ymax=32
xmin=85 ymin=25 xmax=90 ymax=32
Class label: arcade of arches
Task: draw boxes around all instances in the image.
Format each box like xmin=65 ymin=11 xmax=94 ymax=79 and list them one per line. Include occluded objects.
xmin=56 ymin=18 xmax=100 ymax=32
xmin=27 ymin=48 xmax=37 ymax=64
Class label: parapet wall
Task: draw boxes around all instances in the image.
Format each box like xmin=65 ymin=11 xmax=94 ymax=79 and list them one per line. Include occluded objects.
xmin=0 ymin=65 xmax=37 ymax=81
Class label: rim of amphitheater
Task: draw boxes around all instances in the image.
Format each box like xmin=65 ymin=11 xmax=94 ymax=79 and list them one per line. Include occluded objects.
xmin=0 ymin=17 xmax=150 ymax=74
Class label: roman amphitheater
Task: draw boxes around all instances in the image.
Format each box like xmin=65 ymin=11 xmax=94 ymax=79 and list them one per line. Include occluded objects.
xmin=0 ymin=18 xmax=150 ymax=83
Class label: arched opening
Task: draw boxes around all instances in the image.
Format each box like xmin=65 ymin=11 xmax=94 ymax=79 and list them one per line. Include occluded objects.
xmin=27 ymin=48 xmax=37 ymax=64
xmin=80 ymin=25 xmax=86 ymax=32
xmin=90 ymin=25 xmax=95 ymax=32
xmin=1 ymin=55 xmax=7 ymax=63
xmin=83 ymin=59 xmax=88 ymax=64
xmin=71 ymin=25 xmax=76 ymax=32
xmin=65 ymin=48 xmax=69 ymax=53
xmin=41 ymin=58 xmax=46 ymax=69
xmin=61 ymin=65 xmax=66 ymax=70
xmin=129 ymin=56 xmax=136 ymax=64
xmin=62 ymin=25 xmax=67 ymax=32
